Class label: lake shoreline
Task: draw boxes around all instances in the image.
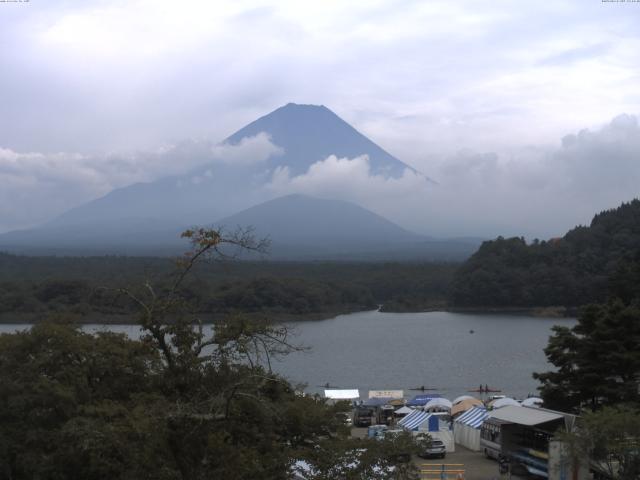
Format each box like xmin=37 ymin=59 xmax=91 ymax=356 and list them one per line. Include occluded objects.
xmin=0 ymin=307 xmax=367 ymax=325
xmin=0 ymin=304 xmax=577 ymax=325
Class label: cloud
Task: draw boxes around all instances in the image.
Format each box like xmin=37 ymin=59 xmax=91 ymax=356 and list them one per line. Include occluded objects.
xmin=211 ymin=132 xmax=283 ymax=165
xmin=263 ymin=114 xmax=640 ymax=239
xmin=0 ymin=133 xmax=281 ymax=232
xmin=2 ymin=110 xmax=640 ymax=239
xmin=414 ymin=114 xmax=640 ymax=237
xmin=557 ymin=114 xmax=640 ymax=195
xmin=1 ymin=0 xmax=639 ymax=163
xmin=538 ymin=43 xmax=611 ymax=67
xmin=267 ymin=154 xmax=428 ymax=201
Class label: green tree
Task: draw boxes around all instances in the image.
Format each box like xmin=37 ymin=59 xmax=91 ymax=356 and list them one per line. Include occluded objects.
xmin=0 ymin=228 xmax=425 ymax=480
xmin=296 ymin=432 xmax=430 ymax=480
xmin=533 ymin=300 xmax=640 ymax=412
xmin=559 ymin=406 xmax=640 ymax=480
xmin=0 ymin=322 xmax=165 ymax=479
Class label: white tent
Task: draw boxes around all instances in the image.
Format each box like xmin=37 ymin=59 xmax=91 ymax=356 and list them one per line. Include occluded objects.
xmin=490 ymin=397 xmax=520 ymax=409
xmin=521 ymin=397 xmax=543 ymax=407
xmin=394 ymin=406 xmax=414 ymax=415
xmin=324 ymin=389 xmax=359 ymax=400
xmin=453 ymin=407 xmax=489 ymax=451
xmin=423 ymin=398 xmax=452 ymax=411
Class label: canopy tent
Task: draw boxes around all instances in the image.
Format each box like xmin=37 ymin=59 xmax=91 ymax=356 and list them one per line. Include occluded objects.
xmin=453 ymin=406 xmax=489 ymax=451
xmin=490 ymin=397 xmax=521 ymax=409
xmin=398 ymin=410 xmax=439 ymax=432
xmin=452 ymin=395 xmax=475 ymax=404
xmin=324 ymin=389 xmax=359 ymax=400
xmin=521 ymin=397 xmax=544 ymax=407
xmin=394 ymin=406 xmax=414 ymax=416
xmin=455 ymin=406 xmax=489 ymax=429
xmin=423 ymin=398 xmax=453 ymax=411
xmin=451 ymin=398 xmax=483 ymax=416
xmin=406 ymin=394 xmax=441 ymax=407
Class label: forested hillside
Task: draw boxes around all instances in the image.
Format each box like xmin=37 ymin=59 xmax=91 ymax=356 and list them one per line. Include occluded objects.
xmin=450 ymin=199 xmax=640 ymax=308
xmin=0 ymin=255 xmax=456 ymax=322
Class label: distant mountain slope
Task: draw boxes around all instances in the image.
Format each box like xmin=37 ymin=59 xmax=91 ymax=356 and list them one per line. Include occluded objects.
xmin=0 ymin=193 xmax=479 ymax=260
xmin=1 ymin=103 xmax=428 ymax=253
xmin=216 ymin=194 xmax=423 ymax=248
xmin=48 ymin=103 xmax=419 ymax=229
xmin=450 ymin=199 xmax=640 ymax=308
xmin=215 ymin=194 xmax=479 ymax=261
xmin=226 ymin=103 xmax=415 ymax=177
xmin=0 ymin=218 xmax=186 ymax=256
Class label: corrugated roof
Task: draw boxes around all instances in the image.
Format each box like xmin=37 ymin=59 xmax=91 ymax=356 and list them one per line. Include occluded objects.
xmin=488 ymin=405 xmax=563 ymax=426
xmin=454 ymin=406 xmax=488 ymax=429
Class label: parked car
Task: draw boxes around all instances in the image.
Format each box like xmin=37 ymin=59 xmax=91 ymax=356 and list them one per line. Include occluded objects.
xmin=337 ymin=411 xmax=353 ymax=426
xmin=418 ymin=439 xmax=446 ymax=459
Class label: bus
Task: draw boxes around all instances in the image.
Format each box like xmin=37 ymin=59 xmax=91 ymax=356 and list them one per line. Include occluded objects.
xmin=480 ymin=417 xmax=505 ymax=460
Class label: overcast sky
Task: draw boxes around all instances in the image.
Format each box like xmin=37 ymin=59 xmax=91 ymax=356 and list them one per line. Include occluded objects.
xmin=1 ymin=0 xmax=640 ymax=236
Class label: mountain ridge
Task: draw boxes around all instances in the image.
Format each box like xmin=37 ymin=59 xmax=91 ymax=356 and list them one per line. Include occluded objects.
xmin=214 ymin=193 xmax=424 ymax=247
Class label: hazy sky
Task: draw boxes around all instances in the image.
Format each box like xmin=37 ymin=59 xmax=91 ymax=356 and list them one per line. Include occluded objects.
xmin=1 ymin=1 xmax=640 ymax=236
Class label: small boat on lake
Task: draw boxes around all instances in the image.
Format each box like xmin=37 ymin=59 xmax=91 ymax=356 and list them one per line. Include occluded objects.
xmin=468 ymin=386 xmax=502 ymax=393
xmin=318 ymin=383 xmax=341 ymax=389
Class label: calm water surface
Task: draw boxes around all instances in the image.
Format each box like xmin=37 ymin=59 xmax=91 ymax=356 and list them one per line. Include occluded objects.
xmin=275 ymin=310 xmax=575 ymax=399
xmin=0 ymin=310 xmax=575 ymax=400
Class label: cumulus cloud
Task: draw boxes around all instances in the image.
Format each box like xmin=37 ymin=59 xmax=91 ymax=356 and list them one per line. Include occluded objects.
xmin=410 ymin=114 xmax=640 ymax=237
xmin=0 ymin=133 xmax=281 ymax=232
xmin=263 ymin=114 xmax=640 ymax=239
xmin=267 ymin=154 xmax=428 ymax=201
xmin=211 ymin=132 xmax=283 ymax=165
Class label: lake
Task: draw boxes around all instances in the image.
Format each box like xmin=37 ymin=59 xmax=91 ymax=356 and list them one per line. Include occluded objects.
xmin=0 ymin=310 xmax=575 ymax=401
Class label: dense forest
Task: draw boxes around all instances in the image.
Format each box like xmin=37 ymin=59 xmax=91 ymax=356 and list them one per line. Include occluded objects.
xmin=0 ymin=253 xmax=456 ymax=323
xmin=450 ymin=199 xmax=640 ymax=308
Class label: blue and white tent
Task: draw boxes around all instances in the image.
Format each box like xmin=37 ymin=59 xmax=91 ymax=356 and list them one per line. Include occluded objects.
xmin=456 ymin=406 xmax=488 ymax=428
xmin=453 ymin=406 xmax=488 ymax=451
xmin=398 ymin=410 xmax=439 ymax=432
